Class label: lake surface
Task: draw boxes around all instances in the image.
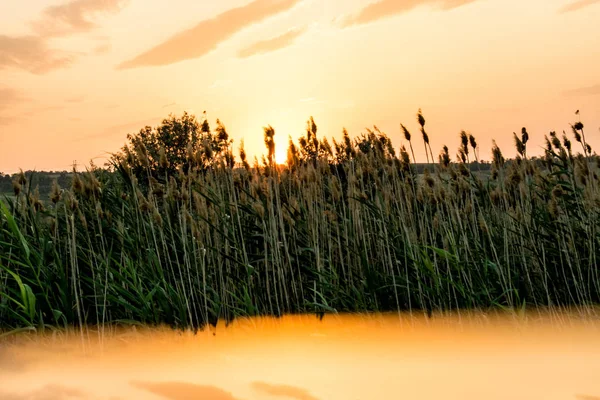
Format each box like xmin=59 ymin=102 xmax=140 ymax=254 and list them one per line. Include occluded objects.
xmin=1 ymin=310 xmax=600 ymax=400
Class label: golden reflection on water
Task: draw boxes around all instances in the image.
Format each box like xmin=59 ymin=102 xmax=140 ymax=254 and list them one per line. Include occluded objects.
xmin=1 ymin=310 xmax=600 ymax=400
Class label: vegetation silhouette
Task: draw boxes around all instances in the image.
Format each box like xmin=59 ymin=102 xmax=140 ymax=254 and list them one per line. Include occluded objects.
xmin=0 ymin=110 xmax=599 ymax=332
xmin=112 ymin=111 xmax=234 ymax=182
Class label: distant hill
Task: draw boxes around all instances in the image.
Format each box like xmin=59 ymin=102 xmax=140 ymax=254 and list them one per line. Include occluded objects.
xmin=0 ymin=163 xmax=494 ymax=199
xmin=0 ymin=171 xmax=73 ymax=199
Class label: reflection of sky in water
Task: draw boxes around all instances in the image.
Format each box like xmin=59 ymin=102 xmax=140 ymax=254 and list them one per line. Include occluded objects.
xmin=1 ymin=312 xmax=600 ymax=399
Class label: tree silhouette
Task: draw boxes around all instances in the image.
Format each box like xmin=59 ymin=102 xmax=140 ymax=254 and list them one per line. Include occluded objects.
xmin=112 ymin=111 xmax=232 ymax=181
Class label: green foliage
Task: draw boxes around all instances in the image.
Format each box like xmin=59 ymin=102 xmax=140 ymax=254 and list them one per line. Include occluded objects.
xmin=1 ymin=111 xmax=599 ymax=333
xmin=0 ymin=171 xmax=71 ymax=198
xmin=112 ymin=112 xmax=233 ymax=180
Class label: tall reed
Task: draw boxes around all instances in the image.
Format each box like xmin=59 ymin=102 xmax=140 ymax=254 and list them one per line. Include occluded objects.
xmin=1 ymin=113 xmax=599 ymax=332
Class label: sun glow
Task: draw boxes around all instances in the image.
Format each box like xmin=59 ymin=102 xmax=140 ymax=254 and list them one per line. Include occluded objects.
xmin=275 ymin=144 xmax=288 ymax=165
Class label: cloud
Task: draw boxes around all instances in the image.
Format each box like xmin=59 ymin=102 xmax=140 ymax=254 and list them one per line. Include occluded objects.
xmin=559 ymin=0 xmax=600 ymax=12
xmin=251 ymin=382 xmax=320 ymax=400
xmin=563 ymin=84 xmax=600 ymax=96
xmin=0 ymin=116 xmax=14 ymax=125
xmin=130 ymin=381 xmax=240 ymax=400
xmin=117 ymin=0 xmax=302 ymax=70
xmin=0 ymin=384 xmax=87 ymax=400
xmin=23 ymin=105 xmax=66 ymax=116
xmin=0 ymin=95 xmax=66 ymax=126
xmin=341 ymin=0 xmax=478 ymax=27
xmin=31 ymin=0 xmax=129 ymax=37
xmin=66 ymin=96 xmax=86 ymax=103
xmin=238 ymin=27 xmax=306 ymax=58
xmin=0 ymin=87 xmax=24 ymax=112
xmin=0 ymin=87 xmax=26 ymax=126
xmin=72 ymin=116 xmax=161 ymax=142
xmin=93 ymin=43 xmax=111 ymax=55
xmin=0 ymin=1 xmax=126 ymax=74
xmin=0 ymin=35 xmax=74 ymax=74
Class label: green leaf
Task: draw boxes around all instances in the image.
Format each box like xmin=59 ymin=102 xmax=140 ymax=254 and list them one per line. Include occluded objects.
xmin=1 ymin=265 xmax=28 ymax=312
xmin=24 ymin=284 xmax=37 ymax=320
xmin=0 ymin=201 xmax=30 ymax=261
xmin=52 ymin=309 xmax=65 ymax=325
xmin=427 ymin=246 xmax=458 ymax=263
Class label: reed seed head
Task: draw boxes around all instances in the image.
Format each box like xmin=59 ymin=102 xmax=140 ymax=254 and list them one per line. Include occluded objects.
xmin=417 ymin=109 xmax=426 ymax=128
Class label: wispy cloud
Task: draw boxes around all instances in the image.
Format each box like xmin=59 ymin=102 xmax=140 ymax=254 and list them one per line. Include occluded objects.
xmin=31 ymin=0 xmax=129 ymax=37
xmin=0 ymin=116 xmax=15 ymax=126
xmin=563 ymin=84 xmax=600 ymax=96
xmin=0 ymin=87 xmax=25 ymax=126
xmin=559 ymin=0 xmax=600 ymax=13
xmin=73 ymin=116 xmax=162 ymax=142
xmin=93 ymin=43 xmax=111 ymax=55
xmin=66 ymin=96 xmax=86 ymax=103
xmin=130 ymin=381 xmax=239 ymax=400
xmin=341 ymin=0 xmax=478 ymax=27
xmin=22 ymin=105 xmax=65 ymax=117
xmin=0 ymin=88 xmax=72 ymax=127
xmin=0 ymin=88 xmax=24 ymax=112
xmin=0 ymin=384 xmax=87 ymax=400
xmin=117 ymin=0 xmax=302 ymax=70
xmin=0 ymin=35 xmax=74 ymax=74
xmin=1 ymin=103 xmax=66 ymax=126
xmin=238 ymin=27 xmax=306 ymax=58
xmin=0 ymin=0 xmax=126 ymax=75
xmin=252 ymin=382 xmax=320 ymax=400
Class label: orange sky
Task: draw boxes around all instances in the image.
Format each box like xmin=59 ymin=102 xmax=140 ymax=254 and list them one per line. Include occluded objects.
xmin=0 ymin=0 xmax=599 ymax=172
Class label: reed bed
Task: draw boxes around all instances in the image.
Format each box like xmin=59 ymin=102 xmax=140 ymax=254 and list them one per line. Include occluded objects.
xmin=1 ymin=112 xmax=599 ymax=332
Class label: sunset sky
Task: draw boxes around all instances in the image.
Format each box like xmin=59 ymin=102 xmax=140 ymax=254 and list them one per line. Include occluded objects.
xmin=0 ymin=0 xmax=599 ymax=172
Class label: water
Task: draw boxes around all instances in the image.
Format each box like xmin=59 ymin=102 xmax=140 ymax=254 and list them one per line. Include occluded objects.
xmin=1 ymin=310 xmax=600 ymax=400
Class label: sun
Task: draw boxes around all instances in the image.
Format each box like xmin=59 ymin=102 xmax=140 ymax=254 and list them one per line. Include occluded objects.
xmin=275 ymin=145 xmax=288 ymax=165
